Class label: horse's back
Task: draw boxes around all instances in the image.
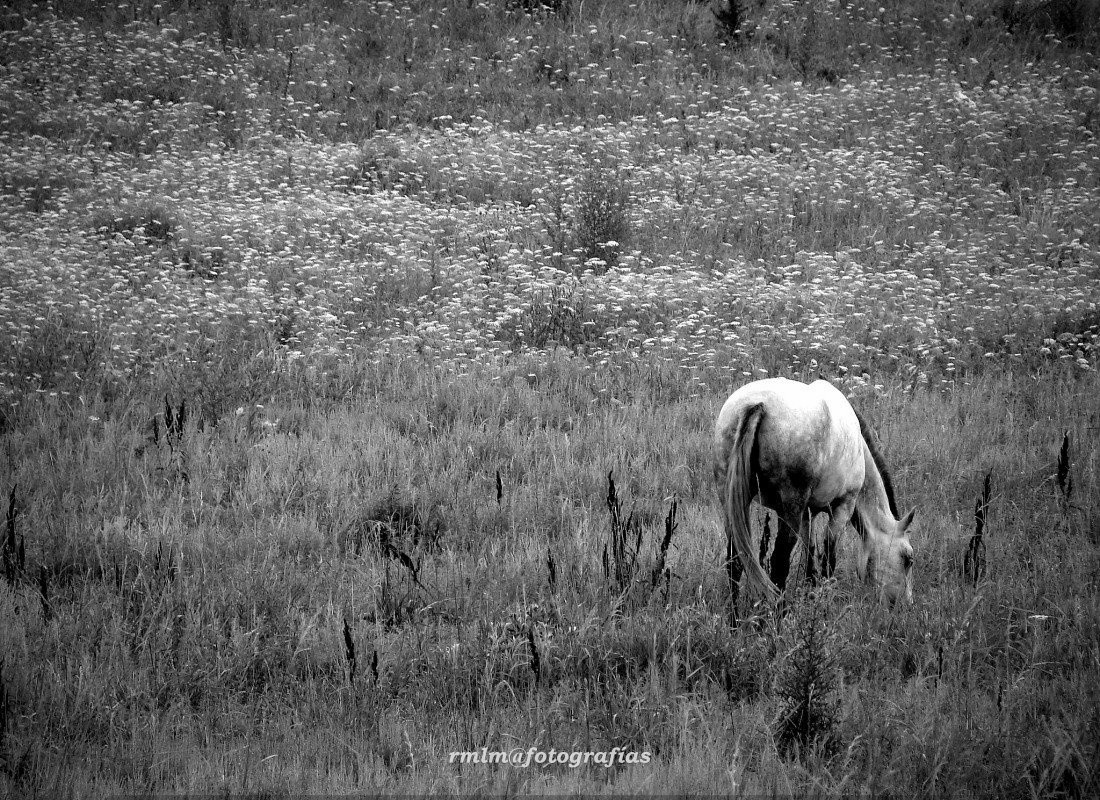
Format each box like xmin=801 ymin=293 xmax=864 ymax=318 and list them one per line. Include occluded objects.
xmin=716 ymin=377 xmax=816 ymax=429
xmin=716 ymin=377 xmax=865 ymax=504
xmin=717 ymin=378 xmax=834 ymax=430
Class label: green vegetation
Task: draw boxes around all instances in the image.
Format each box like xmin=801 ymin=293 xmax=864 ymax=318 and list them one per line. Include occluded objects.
xmin=1 ymin=0 xmax=1098 ymax=796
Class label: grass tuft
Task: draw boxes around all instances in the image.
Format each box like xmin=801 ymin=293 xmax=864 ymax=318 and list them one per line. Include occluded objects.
xmin=773 ymin=587 xmax=841 ymax=759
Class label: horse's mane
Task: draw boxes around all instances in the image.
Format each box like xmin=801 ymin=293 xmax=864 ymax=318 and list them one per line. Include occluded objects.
xmin=853 ymin=408 xmax=900 ymax=519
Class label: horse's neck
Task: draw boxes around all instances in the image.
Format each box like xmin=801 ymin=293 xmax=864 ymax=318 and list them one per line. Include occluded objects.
xmin=856 ymin=441 xmax=894 ymax=535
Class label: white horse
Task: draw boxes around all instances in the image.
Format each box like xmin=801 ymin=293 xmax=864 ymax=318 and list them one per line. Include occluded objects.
xmin=713 ymin=377 xmax=915 ymax=609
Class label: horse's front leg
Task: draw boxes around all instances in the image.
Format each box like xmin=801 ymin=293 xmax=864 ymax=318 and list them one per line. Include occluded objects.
xmin=823 ymin=495 xmax=857 ymax=579
xmin=804 ymin=507 xmax=821 ymax=584
xmin=769 ymin=515 xmax=794 ymax=591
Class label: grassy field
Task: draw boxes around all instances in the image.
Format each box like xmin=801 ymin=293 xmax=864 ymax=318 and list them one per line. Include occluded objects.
xmin=1 ymin=0 xmax=1099 ymax=796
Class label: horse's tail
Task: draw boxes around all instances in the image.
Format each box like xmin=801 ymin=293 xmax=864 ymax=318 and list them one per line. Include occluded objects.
xmin=719 ymin=402 xmax=779 ymax=602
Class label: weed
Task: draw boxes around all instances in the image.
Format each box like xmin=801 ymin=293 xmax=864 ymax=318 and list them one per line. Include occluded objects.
xmin=342 ymin=618 xmax=356 ymax=687
xmin=571 ymin=165 xmax=631 ymax=273
xmin=965 ymin=468 xmax=992 ymax=586
xmin=713 ymin=0 xmax=750 ymax=43
xmin=773 ymin=588 xmax=842 ymax=759
xmin=1 ymin=485 xmax=23 ymax=584
xmin=91 ymin=203 xmax=178 ymax=244
xmin=1057 ymin=430 xmax=1074 ymax=509
xmin=649 ymin=499 xmax=677 ymax=592
xmin=546 ymin=546 xmax=557 ymax=592
xmin=603 ymin=470 xmax=643 ymax=594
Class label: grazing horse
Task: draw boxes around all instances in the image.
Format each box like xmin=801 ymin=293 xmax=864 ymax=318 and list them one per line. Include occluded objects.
xmin=713 ymin=377 xmax=915 ymax=609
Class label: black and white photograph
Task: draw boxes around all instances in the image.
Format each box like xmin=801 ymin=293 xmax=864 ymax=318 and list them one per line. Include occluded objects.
xmin=0 ymin=0 xmax=1097 ymax=796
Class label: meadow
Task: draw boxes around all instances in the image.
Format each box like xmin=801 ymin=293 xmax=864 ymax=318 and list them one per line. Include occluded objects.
xmin=0 ymin=0 xmax=1098 ymax=796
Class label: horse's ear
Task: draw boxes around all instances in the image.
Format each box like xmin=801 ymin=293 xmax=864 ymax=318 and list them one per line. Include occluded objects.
xmin=899 ymin=508 xmax=916 ymax=535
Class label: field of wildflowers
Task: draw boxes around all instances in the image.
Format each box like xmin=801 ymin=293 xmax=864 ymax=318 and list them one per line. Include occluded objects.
xmin=1 ymin=0 xmax=1098 ymax=796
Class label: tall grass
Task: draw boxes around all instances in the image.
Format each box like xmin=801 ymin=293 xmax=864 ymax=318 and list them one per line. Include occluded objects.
xmin=1 ymin=363 xmax=1097 ymax=796
xmin=1 ymin=0 xmax=1098 ymax=795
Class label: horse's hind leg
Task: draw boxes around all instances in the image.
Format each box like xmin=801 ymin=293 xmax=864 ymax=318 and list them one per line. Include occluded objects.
xmin=769 ymin=509 xmax=806 ymax=591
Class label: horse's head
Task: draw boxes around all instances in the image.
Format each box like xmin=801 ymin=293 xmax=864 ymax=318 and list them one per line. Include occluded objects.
xmin=857 ymin=509 xmax=915 ymax=606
